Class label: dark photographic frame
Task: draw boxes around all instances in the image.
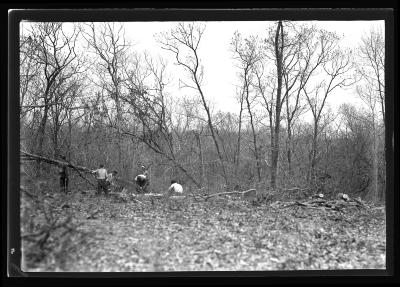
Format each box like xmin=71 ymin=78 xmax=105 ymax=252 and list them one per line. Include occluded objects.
xmin=5 ymin=4 xmax=397 ymax=286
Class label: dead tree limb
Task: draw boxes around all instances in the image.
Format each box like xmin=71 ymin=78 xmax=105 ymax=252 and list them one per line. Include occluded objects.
xmin=20 ymin=150 xmax=92 ymax=173
xmin=21 ymin=150 xmax=97 ymax=188
xmin=62 ymin=157 xmax=96 ymax=188
xmin=204 ymin=189 xmax=256 ymax=199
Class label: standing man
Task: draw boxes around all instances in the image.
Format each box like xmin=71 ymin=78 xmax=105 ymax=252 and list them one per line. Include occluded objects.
xmin=59 ymin=156 xmax=69 ymax=193
xmin=92 ymin=164 xmax=108 ymax=195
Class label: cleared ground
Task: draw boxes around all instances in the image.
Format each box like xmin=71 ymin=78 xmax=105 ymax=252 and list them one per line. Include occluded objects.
xmin=22 ymin=191 xmax=386 ymax=272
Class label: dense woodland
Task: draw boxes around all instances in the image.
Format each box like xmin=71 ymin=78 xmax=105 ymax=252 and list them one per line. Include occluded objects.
xmin=18 ymin=21 xmax=387 ymax=271
xmin=20 ymin=21 xmax=385 ymax=201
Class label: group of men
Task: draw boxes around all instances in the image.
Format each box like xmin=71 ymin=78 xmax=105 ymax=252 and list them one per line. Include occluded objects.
xmin=58 ymin=157 xmax=184 ymax=196
xmin=58 ymin=157 xmax=117 ymax=195
xmin=92 ymin=164 xmax=183 ymax=196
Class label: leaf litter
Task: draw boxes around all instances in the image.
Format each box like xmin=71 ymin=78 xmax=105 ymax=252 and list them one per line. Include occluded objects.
xmin=31 ymin=192 xmax=386 ymax=271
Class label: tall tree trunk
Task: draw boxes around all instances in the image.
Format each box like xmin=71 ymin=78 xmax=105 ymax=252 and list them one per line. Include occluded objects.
xmin=67 ymin=109 xmax=73 ymax=161
xmin=270 ymin=20 xmax=283 ymax=189
xmin=195 ymin=132 xmax=205 ymax=187
xmin=287 ymin=118 xmax=293 ymax=177
xmin=268 ymin=113 xmax=274 ymax=181
xmin=194 ymin=77 xmax=229 ymax=187
xmin=84 ymin=110 xmax=91 ymax=164
xmin=36 ymin=103 xmax=49 ymax=177
xmin=36 ymin=105 xmax=49 ymax=156
xmin=245 ymin=86 xmax=261 ymax=182
xmin=371 ymin=115 xmax=379 ymax=202
xmin=52 ymin=107 xmax=60 ymax=159
xmin=114 ymin=85 xmax=123 ymax=176
xmin=53 ymin=126 xmax=59 ymax=159
xmin=308 ymin=121 xmax=318 ymax=182
xmin=235 ymin=96 xmax=244 ymax=178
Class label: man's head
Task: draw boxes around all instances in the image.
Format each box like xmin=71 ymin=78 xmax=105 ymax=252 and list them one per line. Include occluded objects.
xmin=61 ymin=155 xmax=66 ymax=160
xmin=171 ymin=179 xmax=177 ymax=185
xmin=100 ymin=164 xmax=104 ymax=168
xmin=113 ymin=171 xmax=118 ymax=175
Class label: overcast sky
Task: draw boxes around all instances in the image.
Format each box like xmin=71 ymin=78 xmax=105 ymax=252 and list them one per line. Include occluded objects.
xmin=20 ymin=20 xmax=385 ymax=117
xmin=120 ymin=20 xmax=384 ymax=114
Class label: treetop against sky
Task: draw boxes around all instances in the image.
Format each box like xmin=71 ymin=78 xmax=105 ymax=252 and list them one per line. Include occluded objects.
xmin=20 ymin=20 xmax=384 ymax=119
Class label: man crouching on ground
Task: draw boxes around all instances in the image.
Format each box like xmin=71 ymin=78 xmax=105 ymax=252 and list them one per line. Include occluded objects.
xmin=168 ymin=180 xmax=183 ymax=196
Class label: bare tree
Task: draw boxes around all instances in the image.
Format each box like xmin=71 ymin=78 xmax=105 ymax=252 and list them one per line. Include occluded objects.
xmin=303 ymin=47 xmax=354 ymax=181
xmin=355 ymin=27 xmax=385 ymax=201
xmin=253 ymin=58 xmax=276 ymax=180
xmin=281 ymin=24 xmax=318 ymax=177
xmin=157 ymin=22 xmax=229 ymax=187
xmin=22 ymin=23 xmax=80 ymax=177
xmin=119 ymin=52 xmax=202 ymax=188
xmin=82 ymin=22 xmax=130 ymax=173
xmin=269 ymin=20 xmax=285 ymax=189
xmin=357 ymin=27 xmax=385 ymax=123
xmin=233 ymin=86 xmax=245 ymax=177
xmin=20 ymin=32 xmax=41 ymax=121
xmin=231 ymin=32 xmax=262 ymax=182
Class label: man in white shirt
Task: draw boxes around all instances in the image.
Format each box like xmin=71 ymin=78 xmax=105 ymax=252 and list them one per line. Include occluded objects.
xmin=92 ymin=164 xmax=108 ymax=195
xmin=168 ymin=180 xmax=183 ymax=196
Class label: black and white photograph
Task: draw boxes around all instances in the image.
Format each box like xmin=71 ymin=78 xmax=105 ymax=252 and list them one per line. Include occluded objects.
xmin=12 ymin=10 xmax=392 ymax=273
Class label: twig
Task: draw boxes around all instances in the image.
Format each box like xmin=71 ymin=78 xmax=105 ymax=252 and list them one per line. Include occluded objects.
xmin=280 ymin=201 xmax=297 ymax=209
xmin=21 ymin=186 xmax=37 ymax=199
xmin=86 ymin=209 xmax=101 ymax=219
xmin=132 ymin=198 xmax=145 ymax=205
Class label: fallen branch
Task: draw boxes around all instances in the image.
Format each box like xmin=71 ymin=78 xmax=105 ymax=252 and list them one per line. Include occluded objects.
xmin=279 ymin=187 xmax=310 ymax=192
xmin=204 ymin=189 xmax=256 ymax=200
xmin=21 ymin=150 xmax=139 ymax=191
xmin=20 ymin=150 xmax=92 ymax=173
xmin=62 ymin=157 xmax=96 ymax=188
xmin=295 ymin=200 xmax=309 ymax=207
xmin=139 ymin=193 xmax=164 ymax=198
xmin=351 ymin=198 xmax=368 ymax=209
